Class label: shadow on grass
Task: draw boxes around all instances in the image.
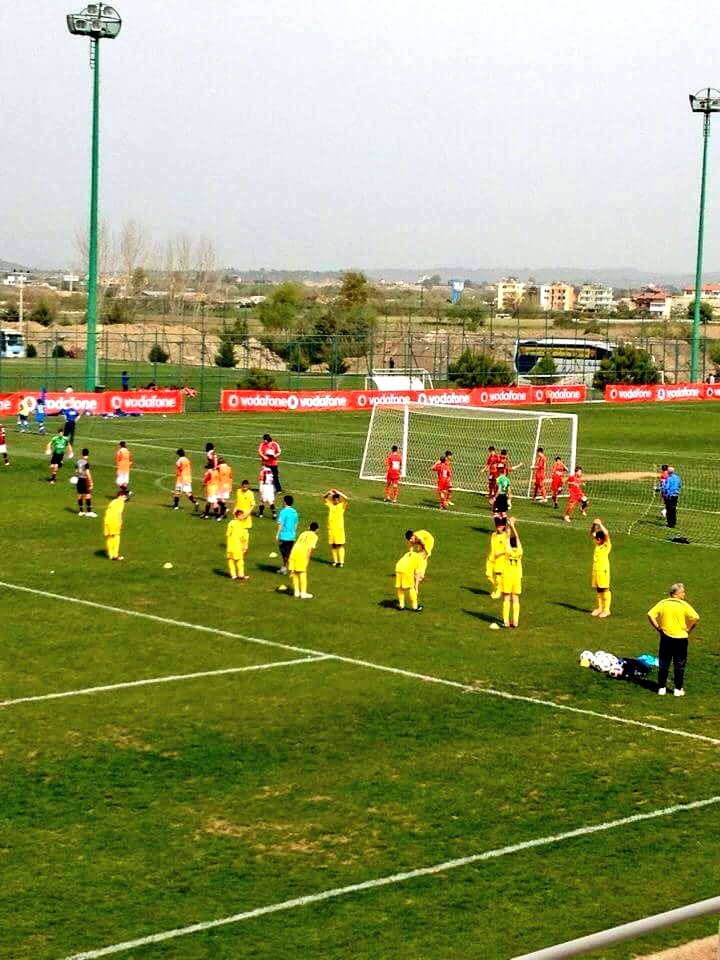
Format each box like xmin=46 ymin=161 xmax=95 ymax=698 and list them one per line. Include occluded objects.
xmin=93 ymin=549 xmax=108 ymax=558
xmin=256 ymin=562 xmax=280 ymax=573
xmin=378 ymin=599 xmax=400 ymax=609
xmin=465 ymin=585 xmax=491 ymax=597
xmin=213 ymin=567 xmax=232 ymax=580
xmin=553 ymin=601 xmax=590 ymax=614
xmin=463 ymin=608 xmax=499 ymax=624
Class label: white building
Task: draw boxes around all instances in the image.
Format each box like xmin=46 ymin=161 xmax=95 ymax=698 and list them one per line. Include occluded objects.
xmin=577 ymin=283 xmax=614 ymax=312
xmin=497 ymin=278 xmax=527 ymax=310
xmin=3 ymin=273 xmax=29 ymax=286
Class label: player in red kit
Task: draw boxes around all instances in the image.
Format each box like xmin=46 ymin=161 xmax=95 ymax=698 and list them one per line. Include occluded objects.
xmin=432 ymin=452 xmax=453 ymax=509
xmin=485 ymin=446 xmax=501 ymax=501
xmin=564 ymin=467 xmax=588 ymax=523
xmin=0 ymin=423 xmax=9 ymax=466
xmin=550 ymin=456 xmax=567 ymax=509
xmin=384 ymin=445 xmax=402 ymax=503
xmin=531 ymin=447 xmax=548 ymax=502
xmin=258 ymin=433 xmax=282 ymax=492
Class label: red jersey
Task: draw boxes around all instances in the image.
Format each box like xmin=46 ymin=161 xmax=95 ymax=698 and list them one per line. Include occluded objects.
xmin=258 ymin=439 xmax=281 ymax=466
xmin=567 ymin=471 xmax=585 ymax=501
xmin=551 ymin=460 xmax=567 ymax=485
xmin=432 ymin=460 xmax=452 ymax=486
xmin=487 ymin=452 xmax=501 ymax=477
xmin=259 ymin=466 xmax=274 ymax=486
xmin=0 ymin=425 xmax=6 ymax=445
xmin=497 ymin=453 xmax=510 ymax=474
xmin=205 ymin=450 xmax=219 ymax=470
xmin=534 ymin=452 xmax=547 ymax=477
xmin=385 ymin=451 xmax=402 ymax=479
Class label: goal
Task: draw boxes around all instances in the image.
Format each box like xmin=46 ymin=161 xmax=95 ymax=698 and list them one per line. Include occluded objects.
xmin=359 ymin=402 xmax=577 ymax=498
xmin=363 ymin=368 xmax=434 ymax=391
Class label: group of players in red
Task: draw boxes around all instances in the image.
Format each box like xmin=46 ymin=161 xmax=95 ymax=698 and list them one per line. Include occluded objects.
xmin=384 ymin=443 xmax=589 ymax=521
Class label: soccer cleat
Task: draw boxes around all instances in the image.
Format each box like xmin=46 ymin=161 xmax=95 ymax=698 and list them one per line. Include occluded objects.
xmin=591 ymin=608 xmax=601 ymax=617
xmin=490 ymin=590 xmax=501 ymax=600
xmin=563 ymin=516 xmax=571 ymax=523
xmin=86 ymin=512 xmax=97 ymax=518
xmin=278 ymin=566 xmax=288 ymax=575
xmin=657 ymin=687 xmax=667 ymax=696
xmin=239 ymin=576 xmax=250 ymax=582
xmin=598 ymin=610 xmax=611 ymax=619
xmin=673 ymin=688 xmax=685 ymax=697
xmin=412 ymin=605 xmax=423 ymax=612
xmin=300 ymin=592 xmax=314 ymax=599
xmin=173 ymin=506 xmax=180 ymax=510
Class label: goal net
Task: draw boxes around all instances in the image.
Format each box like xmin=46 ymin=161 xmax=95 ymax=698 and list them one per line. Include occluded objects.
xmin=359 ymin=402 xmax=577 ymax=497
xmin=363 ymin=368 xmax=434 ymax=391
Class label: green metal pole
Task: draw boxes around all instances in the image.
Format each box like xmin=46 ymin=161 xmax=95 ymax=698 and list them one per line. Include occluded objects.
xmin=691 ymin=111 xmax=711 ymax=381
xmin=85 ymin=37 xmax=101 ymax=391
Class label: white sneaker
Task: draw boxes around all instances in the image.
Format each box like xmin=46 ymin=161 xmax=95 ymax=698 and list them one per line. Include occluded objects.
xmin=658 ymin=687 xmax=667 ymax=696
xmin=278 ymin=566 xmax=288 ymax=575
xmin=673 ymin=688 xmax=685 ymax=697
xmin=86 ymin=512 xmax=97 ymax=518
xmin=300 ymin=592 xmax=314 ymax=599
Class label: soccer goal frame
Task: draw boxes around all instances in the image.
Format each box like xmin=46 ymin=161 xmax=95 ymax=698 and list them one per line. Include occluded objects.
xmin=363 ymin=367 xmax=434 ymax=390
xmin=359 ymin=402 xmax=578 ymax=498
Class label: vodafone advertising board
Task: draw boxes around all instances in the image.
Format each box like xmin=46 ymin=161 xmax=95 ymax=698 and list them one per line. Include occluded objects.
xmin=220 ymin=384 xmax=586 ymax=413
xmin=604 ymin=383 xmax=720 ymax=403
xmin=0 ymin=390 xmax=184 ymax=416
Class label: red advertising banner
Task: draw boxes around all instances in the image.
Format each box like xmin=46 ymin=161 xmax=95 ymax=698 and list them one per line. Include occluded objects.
xmin=220 ymin=384 xmax=586 ymax=413
xmin=604 ymin=383 xmax=720 ymax=403
xmin=0 ymin=390 xmax=184 ymax=416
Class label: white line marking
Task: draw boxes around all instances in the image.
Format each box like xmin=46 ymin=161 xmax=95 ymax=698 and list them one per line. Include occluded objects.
xmin=1 ymin=581 xmax=717 ymax=746
xmin=0 ymin=657 xmax=329 ymax=708
xmin=56 ymin=793 xmax=720 ymax=960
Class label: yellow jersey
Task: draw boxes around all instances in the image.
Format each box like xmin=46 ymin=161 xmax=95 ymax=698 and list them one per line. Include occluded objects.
xmin=288 ymin=530 xmax=319 ymax=572
xmin=414 ymin=529 xmax=435 ymax=557
xmin=647 ymin=597 xmax=700 ymax=638
xmin=488 ymin=531 xmax=507 ymax=572
xmin=234 ymin=489 xmax=256 ymax=528
xmin=325 ymin=499 xmax=347 ymax=543
xmin=103 ymin=497 xmax=125 ymax=535
xmin=592 ymin=538 xmax=611 ymax=573
xmin=226 ymin=518 xmax=247 ymax=555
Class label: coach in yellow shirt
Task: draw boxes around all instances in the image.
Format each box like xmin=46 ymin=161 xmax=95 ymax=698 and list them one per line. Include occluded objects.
xmin=647 ymin=582 xmax=699 ymax=698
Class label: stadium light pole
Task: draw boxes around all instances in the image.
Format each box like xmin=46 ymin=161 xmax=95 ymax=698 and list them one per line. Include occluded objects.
xmin=67 ymin=4 xmax=122 ymax=391
xmin=689 ymin=88 xmax=720 ymax=381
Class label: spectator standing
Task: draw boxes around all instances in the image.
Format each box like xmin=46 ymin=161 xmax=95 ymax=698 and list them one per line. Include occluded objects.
xmin=647 ymin=582 xmax=699 ymax=697
xmin=121 ymin=370 xmax=130 ymax=391
xmin=661 ymin=466 xmax=681 ymax=529
xmin=259 ymin=433 xmax=282 ymax=492
xmin=61 ymin=401 xmax=79 ymax=442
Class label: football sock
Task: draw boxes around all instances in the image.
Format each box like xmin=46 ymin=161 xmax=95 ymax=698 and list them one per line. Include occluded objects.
xmin=291 ymin=573 xmax=300 ymax=596
xmin=512 ymin=598 xmax=520 ymax=626
xmin=408 ymin=587 xmax=418 ymax=611
xmin=77 ymin=498 xmax=83 ymax=512
xmin=337 ymin=547 xmax=345 ymax=565
xmin=228 ymin=558 xmax=237 ymax=579
xmin=299 ymin=572 xmax=308 ymax=594
xmin=396 ymin=588 xmax=405 ymax=609
xmin=603 ymin=590 xmax=612 ymax=612
xmin=173 ymin=496 xmax=179 ymax=508
xmin=502 ymin=597 xmax=511 ymax=625
xmin=85 ymin=498 xmax=92 ymax=513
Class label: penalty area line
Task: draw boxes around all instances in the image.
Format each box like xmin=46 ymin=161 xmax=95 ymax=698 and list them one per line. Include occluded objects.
xmin=0 ymin=581 xmax=718 ymax=747
xmin=0 ymin=656 xmax=329 ymax=709
xmin=55 ymin=793 xmax=720 ymax=960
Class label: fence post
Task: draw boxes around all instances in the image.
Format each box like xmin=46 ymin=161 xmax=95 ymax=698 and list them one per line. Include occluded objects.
xmin=199 ymin=315 xmax=206 ymax=411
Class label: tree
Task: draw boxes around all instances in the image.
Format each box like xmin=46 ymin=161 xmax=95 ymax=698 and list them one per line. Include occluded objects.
xmin=148 ymin=344 xmax=169 ymax=363
xmin=592 ymin=343 xmax=659 ymax=389
xmin=131 ymin=267 xmax=148 ymax=294
xmin=529 ymin=353 xmax=559 ymax=384
xmin=215 ymin=336 xmax=237 ymax=368
xmin=687 ymin=299 xmax=714 ymax=324
xmin=31 ymin=297 xmax=57 ymax=327
xmin=447 ymin=349 xmax=515 ymax=387
xmin=338 ymin=270 xmax=370 ymax=308
xmin=708 ymin=342 xmax=720 ymax=370
xmin=258 ymin=282 xmax=304 ymax=330
xmin=119 ymin=219 xmax=148 ymax=294
xmin=238 ymin=368 xmax=277 ymax=389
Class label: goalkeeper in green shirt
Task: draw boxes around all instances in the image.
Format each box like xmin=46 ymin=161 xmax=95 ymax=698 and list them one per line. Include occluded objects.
xmin=493 ymin=468 xmax=512 ymax=520
xmin=45 ymin=430 xmax=74 ymax=484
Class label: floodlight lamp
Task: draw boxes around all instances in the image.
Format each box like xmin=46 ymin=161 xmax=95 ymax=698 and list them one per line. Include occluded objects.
xmin=67 ymin=3 xmax=121 ymax=39
xmin=689 ymin=88 xmax=720 ymax=114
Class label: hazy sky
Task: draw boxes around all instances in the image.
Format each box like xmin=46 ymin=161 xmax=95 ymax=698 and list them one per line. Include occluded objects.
xmin=2 ymin=0 xmax=720 ymax=272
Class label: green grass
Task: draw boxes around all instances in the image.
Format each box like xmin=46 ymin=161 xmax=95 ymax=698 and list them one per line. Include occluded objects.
xmin=1 ymin=404 xmax=719 ymax=960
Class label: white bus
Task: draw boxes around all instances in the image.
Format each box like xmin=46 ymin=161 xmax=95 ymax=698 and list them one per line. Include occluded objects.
xmin=0 ymin=329 xmax=26 ymax=358
xmin=514 ymin=338 xmax=614 ymax=383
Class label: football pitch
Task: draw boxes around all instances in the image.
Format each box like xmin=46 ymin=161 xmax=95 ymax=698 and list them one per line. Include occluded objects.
xmin=1 ymin=403 xmax=719 ymax=960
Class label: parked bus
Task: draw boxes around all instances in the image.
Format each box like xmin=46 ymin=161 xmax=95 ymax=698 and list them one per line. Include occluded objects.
xmin=514 ymin=338 xmax=614 ymax=383
xmin=0 ymin=329 xmax=25 ymax=358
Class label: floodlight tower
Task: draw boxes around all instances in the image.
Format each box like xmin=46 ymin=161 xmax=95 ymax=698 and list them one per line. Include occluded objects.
xmin=67 ymin=4 xmax=122 ymax=391
xmin=689 ymin=88 xmax=720 ymax=382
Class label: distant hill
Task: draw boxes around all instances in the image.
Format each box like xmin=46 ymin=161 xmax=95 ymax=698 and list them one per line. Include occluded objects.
xmin=0 ymin=258 xmax=30 ymax=273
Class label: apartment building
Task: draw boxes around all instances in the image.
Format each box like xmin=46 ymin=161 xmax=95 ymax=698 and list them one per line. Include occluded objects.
xmin=577 ymin=282 xmax=613 ymax=312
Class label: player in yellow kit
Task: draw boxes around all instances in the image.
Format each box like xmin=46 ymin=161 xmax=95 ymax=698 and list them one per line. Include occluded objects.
xmin=234 ymin=479 xmax=256 ymax=540
xmin=288 ymin=522 xmax=320 ymax=599
xmin=394 ymin=536 xmax=423 ymax=612
xmin=485 ymin=517 xmax=508 ymax=600
xmin=323 ymin=488 xmax=348 ymax=567
xmin=226 ymin=509 xmax=250 ymax=581
xmin=590 ymin=518 xmax=612 ymax=618
xmin=104 ymin=491 xmax=128 ymax=561
xmin=499 ymin=517 xmax=523 ymax=628
xmin=411 ymin=529 xmax=435 ymax=602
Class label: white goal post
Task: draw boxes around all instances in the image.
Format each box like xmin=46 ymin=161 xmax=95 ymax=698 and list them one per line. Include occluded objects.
xmin=360 ymin=402 xmax=577 ymax=498
xmin=363 ymin=368 xmax=434 ymax=390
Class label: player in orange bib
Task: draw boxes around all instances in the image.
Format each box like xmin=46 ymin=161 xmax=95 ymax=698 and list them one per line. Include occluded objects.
xmin=203 ymin=466 xmax=222 ymax=521
xmin=564 ymin=467 xmax=588 ymax=523
xmin=431 ymin=452 xmax=453 ymax=509
xmin=550 ymin=456 xmax=567 ymax=510
xmin=115 ymin=441 xmax=133 ymax=496
xmin=173 ymin=448 xmax=199 ymax=511
xmin=217 ymin=457 xmax=233 ymax=519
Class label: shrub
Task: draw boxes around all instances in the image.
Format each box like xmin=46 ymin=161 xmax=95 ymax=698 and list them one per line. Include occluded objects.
xmin=214 ymin=338 xmax=237 ymax=368
xmin=31 ymin=298 xmax=57 ymax=327
xmin=102 ymin=300 xmax=134 ymax=325
xmin=51 ymin=344 xmax=67 ymax=359
xmin=237 ymin=368 xmax=277 ymax=389
xmin=582 ymin=320 xmax=603 ymax=335
xmin=529 ymin=353 xmax=559 ymax=384
xmin=592 ymin=343 xmax=659 ymax=389
xmin=447 ymin=348 xmax=515 ymax=387
xmin=708 ymin=342 xmax=720 ymax=370
xmin=26 ymin=344 xmax=37 ymax=358
xmin=148 ymin=344 xmax=170 ymax=364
